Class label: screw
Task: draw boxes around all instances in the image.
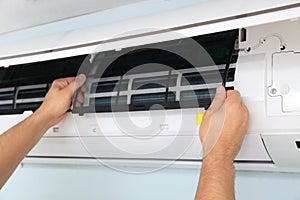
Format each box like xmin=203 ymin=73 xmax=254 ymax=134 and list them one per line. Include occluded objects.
xmin=270 ymin=88 xmax=277 ymax=95
xmin=280 ymin=45 xmax=286 ymax=51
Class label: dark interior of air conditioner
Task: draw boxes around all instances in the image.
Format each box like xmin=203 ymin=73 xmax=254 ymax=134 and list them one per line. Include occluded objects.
xmin=0 ymin=29 xmax=238 ymax=114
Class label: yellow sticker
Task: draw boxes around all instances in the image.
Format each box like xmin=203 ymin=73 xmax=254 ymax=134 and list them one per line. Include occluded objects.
xmin=196 ymin=112 xmax=205 ymax=125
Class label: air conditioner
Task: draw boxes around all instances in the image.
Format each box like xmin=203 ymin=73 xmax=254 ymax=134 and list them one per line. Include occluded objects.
xmin=1 ymin=2 xmax=300 ymax=172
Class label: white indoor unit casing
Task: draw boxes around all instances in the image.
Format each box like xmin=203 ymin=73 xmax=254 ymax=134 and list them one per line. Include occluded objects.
xmin=0 ymin=1 xmax=300 ymax=172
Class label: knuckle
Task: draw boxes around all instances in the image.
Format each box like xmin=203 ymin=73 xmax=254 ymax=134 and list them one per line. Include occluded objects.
xmin=227 ymin=91 xmax=242 ymax=105
xmin=52 ymin=79 xmax=59 ymax=85
xmin=52 ymin=79 xmax=64 ymax=87
xmin=233 ymin=90 xmax=241 ymax=97
xmin=227 ymin=90 xmax=241 ymax=98
xmin=206 ymin=107 xmax=214 ymax=115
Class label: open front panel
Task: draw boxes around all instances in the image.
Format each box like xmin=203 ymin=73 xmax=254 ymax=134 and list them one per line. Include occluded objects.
xmin=0 ymin=55 xmax=87 ymax=114
xmin=74 ymin=29 xmax=238 ymax=114
xmin=0 ymin=29 xmax=238 ymax=114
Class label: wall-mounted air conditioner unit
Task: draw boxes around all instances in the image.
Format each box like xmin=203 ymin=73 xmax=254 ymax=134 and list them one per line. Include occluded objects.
xmin=1 ymin=2 xmax=300 ymax=172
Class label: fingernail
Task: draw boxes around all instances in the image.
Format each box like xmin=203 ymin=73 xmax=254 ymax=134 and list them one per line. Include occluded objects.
xmin=77 ymin=74 xmax=86 ymax=82
xmin=216 ymin=86 xmax=225 ymax=94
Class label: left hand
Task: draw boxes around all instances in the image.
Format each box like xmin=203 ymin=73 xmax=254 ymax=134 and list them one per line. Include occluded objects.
xmin=36 ymin=74 xmax=86 ymax=127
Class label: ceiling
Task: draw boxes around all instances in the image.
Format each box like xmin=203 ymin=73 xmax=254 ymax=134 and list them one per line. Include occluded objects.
xmin=0 ymin=0 xmax=146 ymax=34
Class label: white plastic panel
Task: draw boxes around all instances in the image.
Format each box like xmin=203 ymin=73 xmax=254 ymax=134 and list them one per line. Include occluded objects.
xmin=235 ymin=19 xmax=300 ymax=136
xmin=270 ymin=52 xmax=300 ymax=112
xmin=236 ymin=134 xmax=271 ymax=161
xmin=29 ymin=137 xmax=90 ymax=158
xmin=0 ymin=0 xmax=146 ymax=34
xmin=262 ymin=133 xmax=300 ymax=168
xmin=235 ymin=53 xmax=266 ymax=100
xmin=29 ymin=133 xmax=271 ymax=163
xmin=29 ymin=136 xmax=200 ymax=160
xmin=1 ymin=1 xmax=300 ymax=64
xmin=44 ymin=114 xmax=78 ymax=137
xmin=0 ymin=111 xmax=32 ymax=134
xmin=81 ymin=109 xmax=199 ymax=137
xmin=44 ymin=109 xmax=200 ymax=137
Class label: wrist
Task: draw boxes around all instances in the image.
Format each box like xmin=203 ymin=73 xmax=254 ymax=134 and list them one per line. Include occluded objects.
xmin=202 ymin=152 xmax=235 ymax=170
xmin=33 ymin=107 xmax=54 ymax=130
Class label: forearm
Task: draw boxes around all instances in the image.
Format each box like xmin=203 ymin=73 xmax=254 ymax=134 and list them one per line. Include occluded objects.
xmin=0 ymin=109 xmax=51 ymax=188
xmin=195 ymin=156 xmax=235 ymax=200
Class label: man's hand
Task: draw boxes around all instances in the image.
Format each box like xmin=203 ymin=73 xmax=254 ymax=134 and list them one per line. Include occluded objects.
xmin=195 ymin=86 xmax=249 ymax=200
xmin=199 ymin=86 xmax=249 ymax=162
xmin=35 ymin=74 xmax=86 ymax=128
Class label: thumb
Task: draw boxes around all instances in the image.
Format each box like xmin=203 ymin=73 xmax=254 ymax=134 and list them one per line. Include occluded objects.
xmin=67 ymin=74 xmax=86 ymax=95
xmin=209 ymin=86 xmax=226 ymax=111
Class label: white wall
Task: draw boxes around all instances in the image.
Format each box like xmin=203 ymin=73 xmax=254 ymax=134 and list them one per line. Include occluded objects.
xmin=1 ymin=164 xmax=300 ymax=200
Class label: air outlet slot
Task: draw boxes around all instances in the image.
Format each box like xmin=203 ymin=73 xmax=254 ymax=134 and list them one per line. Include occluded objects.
xmin=0 ymin=91 xmax=14 ymax=101
xmin=180 ymin=89 xmax=215 ymax=101
xmin=132 ymin=75 xmax=177 ymax=90
xmin=16 ymin=102 xmax=42 ymax=110
xmin=131 ymin=92 xmax=176 ymax=105
xmin=0 ymin=105 xmax=13 ymax=111
xmin=182 ymin=68 xmax=235 ymax=86
xmin=91 ymin=80 xmax=128 ymax=93
xmin=90 ymin=96 xmax=127 ymax=107
xmin=18 ymin=88 xmax=48 ymax=99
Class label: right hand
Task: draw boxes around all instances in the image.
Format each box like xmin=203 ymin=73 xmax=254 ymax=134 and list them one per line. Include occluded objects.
xmin=199 ymin=86 xmax=249 ymax=163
